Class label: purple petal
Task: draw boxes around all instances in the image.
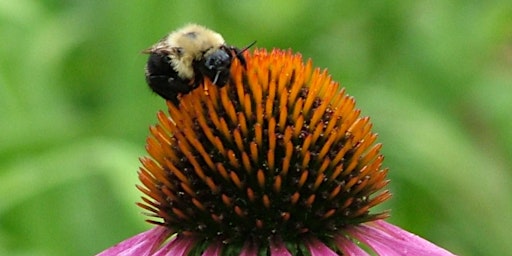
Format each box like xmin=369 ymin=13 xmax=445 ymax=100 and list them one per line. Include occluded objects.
xmin=334 ymin=235 xmax=370 ymax=256
xmin=347 ymin=220 xmax=456 ymax=256
xmin=304 ymin=237 xmax=339 ymax=256
xmin=239 ymin=241 xmax=259 ymax=256
xmin=202 ymin=241 xmax=222 ymax=256
xmin=96 ymin=226 xmax=171 ymax=256
xmin=153 ymin=234 xmax=197 ymax=256
xmin=270 ymin=238 xmax=292 ymax=256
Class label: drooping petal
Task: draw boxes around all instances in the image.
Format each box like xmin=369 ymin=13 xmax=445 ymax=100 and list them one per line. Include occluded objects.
xmin=202 ymin=241 xmax=223 ymax=256
xmin=334 ymin=234 xmax=370 ymax=256
xmin=347 ymin=220 xmax=456 ymax=256
xmin=269 ymin=238 xmax=292 ymax=256
xmin=239 ymin=240 xmax=259 ymax=256
xmin=304 ymin=237 xmax=339 ymax=256
xmin=153 ymin=234 xmax=197 ymax=256
xmin=96 ymin=226 xmax=171 ymax=256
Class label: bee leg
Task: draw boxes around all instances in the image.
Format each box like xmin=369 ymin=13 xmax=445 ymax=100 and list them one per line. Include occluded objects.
xmin=146 ymin=75 xmax=192 ymax=105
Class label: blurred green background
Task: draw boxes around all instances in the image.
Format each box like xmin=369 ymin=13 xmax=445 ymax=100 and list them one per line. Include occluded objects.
xmin=1 ymin=1 xmax=511 ymax=255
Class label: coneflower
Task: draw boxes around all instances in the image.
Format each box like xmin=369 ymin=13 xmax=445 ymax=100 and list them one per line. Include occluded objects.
xmin=97 ymin=49 xmax=456 ymax=255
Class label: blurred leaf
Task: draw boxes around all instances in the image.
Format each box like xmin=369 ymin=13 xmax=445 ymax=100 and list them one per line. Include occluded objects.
xmin=1 ymin=0 xmax=511 ymax=255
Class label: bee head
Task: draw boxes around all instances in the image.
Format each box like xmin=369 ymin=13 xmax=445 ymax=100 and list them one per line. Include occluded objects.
xmin=196 ymin=46 xmax=234 ymax=85
xmin=204 ymin=47 xmax=232 ymax=72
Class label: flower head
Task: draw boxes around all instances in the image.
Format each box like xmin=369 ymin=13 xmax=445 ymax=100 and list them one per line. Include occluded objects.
xmin=98 ymin=49 xmax=455 ymax=255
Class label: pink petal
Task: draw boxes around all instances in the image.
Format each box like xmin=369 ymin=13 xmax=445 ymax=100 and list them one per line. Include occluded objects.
xmin=334 ymin=234 xmax=370 ymax=256
xmin=347 ymin=230 xmax=404 ymax=256
xmin=270 ymin=238 xmax=292 ymax=256
xmin=347 ymin=220 xmax=456 ymax=256
xmin=153 ymin=234 xmax=197 ymax=256
xmin=304 ymin=237 xmax=339 ymax=256
xmin=202 ymin=241 xmax=223 ymax=256
xmin=239 ymin=240 xmax=259 ymax=256
xmin=96 ymin=226 xmax=171 ymax=256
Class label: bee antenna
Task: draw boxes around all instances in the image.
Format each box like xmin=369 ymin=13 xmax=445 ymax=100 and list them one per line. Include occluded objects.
xmin=240 ymin=41 xmax=257 ymax=54
xmin=235 ymin=41 xmax=256 ymax=68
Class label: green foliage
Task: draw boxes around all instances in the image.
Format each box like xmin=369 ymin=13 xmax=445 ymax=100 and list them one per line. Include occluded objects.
xmin=1 ymin=1 xmax=511 ymax=255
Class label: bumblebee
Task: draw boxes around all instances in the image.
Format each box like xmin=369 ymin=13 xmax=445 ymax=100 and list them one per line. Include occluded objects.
xmin=143 ymin=24 xmax=253 ymax=105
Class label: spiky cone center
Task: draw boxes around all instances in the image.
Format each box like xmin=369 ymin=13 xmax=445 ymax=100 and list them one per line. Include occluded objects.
xmin=137 ymin=49 xmax=391 ymax=254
